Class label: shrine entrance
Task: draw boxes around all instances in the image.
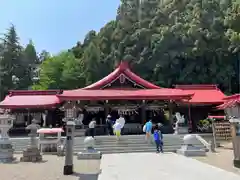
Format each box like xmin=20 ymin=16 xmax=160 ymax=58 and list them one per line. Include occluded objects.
xmin=60 ymin=99 xmax=174 ymax=135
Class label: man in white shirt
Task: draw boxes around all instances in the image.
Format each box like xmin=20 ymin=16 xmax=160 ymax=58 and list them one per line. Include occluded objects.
xmin=88 ymin=119 xmax=96 ymax=138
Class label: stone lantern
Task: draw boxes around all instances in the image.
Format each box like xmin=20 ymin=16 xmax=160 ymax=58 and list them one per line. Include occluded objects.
xmin=61 ymin=101 xmax=80 ymax=124
xmin=0 ymin=114 xmax=15 ymax=163
xmin=229 ymin=117 xmax=240 ymax=168
xmin=20 ymin=119 xmax=42 ymax=162
xmin=220 ymin=96 xmax=240 ymax=168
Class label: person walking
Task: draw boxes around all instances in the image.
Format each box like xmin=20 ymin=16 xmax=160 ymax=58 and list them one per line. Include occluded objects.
xmin=106 ymin=115 xmax=113 ymax=135
xmin=153 ymin=125 xmax=163 ymax=153
xmin=144 ymin=120 xmax=153 ymax=142
xmin=113 ymin=119 xmax=122 ymax=140
xmin=88 ymin=119 xmax=96 ymax=138
xmin=117 ymin=114 xmax=125 ymax=135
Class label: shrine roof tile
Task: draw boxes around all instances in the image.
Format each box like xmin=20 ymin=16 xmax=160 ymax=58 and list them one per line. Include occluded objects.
xmin=0 ymin=94 xmax=60 ymax=109
xmin=217 ymin=94 xmax=240 ymax=109
xmin=175 ymin=84 xmax=226 ymax=104
xmin=59 ymin=89 xmax=193 ymax=101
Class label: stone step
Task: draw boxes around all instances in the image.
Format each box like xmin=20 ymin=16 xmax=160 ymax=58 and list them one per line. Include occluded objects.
xmin=10 ymin=134 xmax=208 ymax=154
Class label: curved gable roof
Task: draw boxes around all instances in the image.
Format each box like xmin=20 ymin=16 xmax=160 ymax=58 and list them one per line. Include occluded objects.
xmin=83 ymin=61 xmax=160 ymax=89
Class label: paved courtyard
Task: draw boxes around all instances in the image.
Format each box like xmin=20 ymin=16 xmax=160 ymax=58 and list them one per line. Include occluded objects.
xmin=0 ymin=151 xmax=240 ymax=180
xmin=98 ymin=152 xmax=240 ymax=180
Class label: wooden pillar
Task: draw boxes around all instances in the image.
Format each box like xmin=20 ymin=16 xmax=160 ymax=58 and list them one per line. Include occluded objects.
xmin=141 ymin=100 xmax=146 ymax=124
xmin=188 ymin=104 xmax=193 ymax=133
xmin=168 ymin=100 xmax=173 ymax=125
xmin=231 ymin=123 xmax=237 ymax=138
xmin=104 ymin=100 xmax=109 ymax=121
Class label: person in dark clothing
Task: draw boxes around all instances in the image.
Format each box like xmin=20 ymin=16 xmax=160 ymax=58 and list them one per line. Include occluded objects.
xmin=153 ymin=126 xmax=163 ymax=153
xmin=106 ymin=115 xmax=113 ymax=135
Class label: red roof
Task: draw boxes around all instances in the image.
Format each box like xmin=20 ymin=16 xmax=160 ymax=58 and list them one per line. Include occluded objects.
xmin=0 ymin=90 xmax=61 ymax=109
xmin=217 ymin=94 xmax=240 ymax=109
xmin=175 ymin=85 xmax=226 ymax=104
xmin=59 ymin=89 xmax=193 ymax=101
xmin=223 ymin=94 xmax=240 ymax=101
xmin=83 ymin=61 xmax=160 ymax=89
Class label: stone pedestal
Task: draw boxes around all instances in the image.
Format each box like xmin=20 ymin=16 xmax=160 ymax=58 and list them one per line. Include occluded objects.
xmin=177 ymin=134 xmax=206 ymax=157
xmin=229 ymin=118 xmax=240 ymax=168
xmin=63 ymin=120 xmax=75 ymax=175
xmin=174 ymin=126 xmax=189 ymax=134
xmin=76 ymin=137 xmax=102 ymax=180
xmin=0 ymin=114 xmax=15 ymax=163
xmin=177 ymin=144 xmax=206 ymax=157
xmin=232 ymin=136 xmax=240 ymax=168
xmin=0 ymin=139 xmax=14 ymax=163
xmin=20 ymin=147 xmax=42 ymax=162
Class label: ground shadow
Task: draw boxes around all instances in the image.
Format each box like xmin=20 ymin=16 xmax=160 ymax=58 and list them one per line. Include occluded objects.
xmin=1 ymin=160 xmax=19 ymax=164
xmin=70 ymin=169 xmax=102 ymax=180
xmin=17 ymin=159 xmax=48 ymax=164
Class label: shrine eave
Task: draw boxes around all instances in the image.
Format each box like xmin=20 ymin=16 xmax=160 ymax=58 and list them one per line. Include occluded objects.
xmin=83 ymin=61 xmax=160 ymax=89
xmin=0 ymin=95 xmax=60 ymax=109
xmin=175 ymin=84 xmax=226 ymax=105
xmin=217 ymin=94 xmax=240 ymax=109
xmin=58 ymin=89 xmax=193 ymax=101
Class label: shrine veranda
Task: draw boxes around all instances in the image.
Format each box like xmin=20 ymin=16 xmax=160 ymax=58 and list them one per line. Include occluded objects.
xmin=0 ymin=62 xmax=227 ymax=136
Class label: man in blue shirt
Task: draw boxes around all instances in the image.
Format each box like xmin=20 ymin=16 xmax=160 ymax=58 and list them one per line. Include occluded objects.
xmin=153 ymin=126 xmax=163 ymax=153
xmin=144 ymin=120 xmax=153 ymax=141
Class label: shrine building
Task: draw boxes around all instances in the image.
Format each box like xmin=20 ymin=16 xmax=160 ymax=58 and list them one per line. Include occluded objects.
xmin=0 ymin=61 xmax=226 ymax=135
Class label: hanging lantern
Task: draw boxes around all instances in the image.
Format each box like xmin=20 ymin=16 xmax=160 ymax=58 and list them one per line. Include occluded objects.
xmin=61 ymin=101 xmax=79 ymax=118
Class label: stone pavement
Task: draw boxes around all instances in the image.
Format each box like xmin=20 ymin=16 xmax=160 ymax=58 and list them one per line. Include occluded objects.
xmin=0 ymin=152 xmax=240 ymax=180
xmin=98 ymin=152 xmax=240 ymax=180
xmin=194 ymin=148 xmax=240 ymax=175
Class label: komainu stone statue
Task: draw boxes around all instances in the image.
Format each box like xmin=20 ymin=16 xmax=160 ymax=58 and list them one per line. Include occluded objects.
xmin=174 ymin=112 xmax=188 ymax=134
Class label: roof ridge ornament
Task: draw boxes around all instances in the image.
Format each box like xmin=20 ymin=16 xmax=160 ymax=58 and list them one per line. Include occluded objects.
xmin=118 ymin=61 xmax=129 ymax=71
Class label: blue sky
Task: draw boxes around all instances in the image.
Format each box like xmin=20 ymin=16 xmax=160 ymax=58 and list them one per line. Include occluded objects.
xmin=0 ymin=0 xmax=120 ymax=54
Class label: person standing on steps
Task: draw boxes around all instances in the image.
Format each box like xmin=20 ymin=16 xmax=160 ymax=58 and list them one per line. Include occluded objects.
xmin=144 ymin=120 xmax=153 ymax=142
xmin=113 ymin=119 xmax=122 ymax=141
xmin=118 ymin=114 xmax=125 ymax=135
xmin=88 ymin=119 xmax=96 ymax=138
xmin=153 ymin=125 xmax=163 ymax=153
xmin=106 ymin=115 xmax=113 ymax=135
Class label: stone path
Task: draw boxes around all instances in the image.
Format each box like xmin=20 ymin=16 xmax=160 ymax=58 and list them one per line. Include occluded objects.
xmin=0 ymin=152 xmax=240 ymax=180
xmin=98 ymin=152 xmax=240 ymax=180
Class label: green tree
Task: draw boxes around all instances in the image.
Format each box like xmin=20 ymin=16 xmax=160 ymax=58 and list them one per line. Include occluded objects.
xmin=60 ymin=0 xmax=240 ymax=93
xmin=0 ymin=25 xmax=22 ymax=94
xmin=19 ymin=40 xmax=38 ymax=89
xmin=33 ymin=51 xmax=85 ymax=90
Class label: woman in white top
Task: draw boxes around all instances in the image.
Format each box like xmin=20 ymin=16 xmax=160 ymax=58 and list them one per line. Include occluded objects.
xmin=117 ymin=114 xmax=125 ymax=135
xmin=113 ymin=120 xmax=122 ymax=140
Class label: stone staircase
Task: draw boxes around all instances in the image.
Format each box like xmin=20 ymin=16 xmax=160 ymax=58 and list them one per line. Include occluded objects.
xmin=11 ymin=134 xmax=209 ymax=154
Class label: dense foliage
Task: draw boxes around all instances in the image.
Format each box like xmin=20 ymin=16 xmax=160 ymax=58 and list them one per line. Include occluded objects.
xmin=0 ymin=25 xmax=48 ymax=99
xmin=1 ymin=0 xmax=240 ymax=99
